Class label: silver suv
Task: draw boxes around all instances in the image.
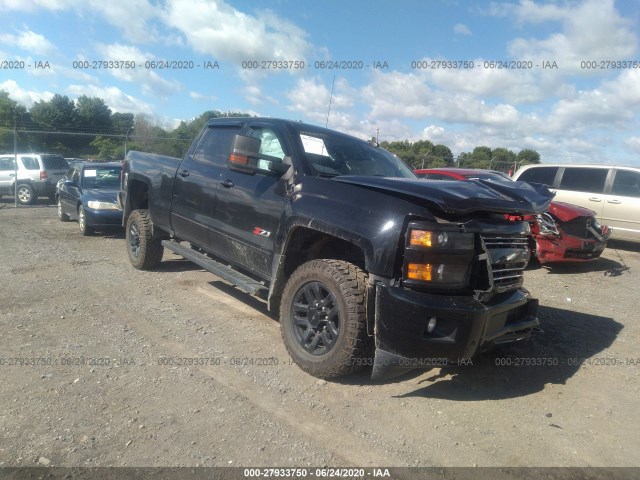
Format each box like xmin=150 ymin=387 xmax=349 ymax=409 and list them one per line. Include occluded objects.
xmin=0 ymin=153 xmax=69 ymax=205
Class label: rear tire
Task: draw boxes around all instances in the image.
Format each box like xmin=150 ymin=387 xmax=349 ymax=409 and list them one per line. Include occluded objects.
xmin=280 ymin=259 xmax=372 ymax=379
xmin=16 ymin=184 xmax=34 ymax=205
xmin=126 ymin=209 xmax=164 ymax=270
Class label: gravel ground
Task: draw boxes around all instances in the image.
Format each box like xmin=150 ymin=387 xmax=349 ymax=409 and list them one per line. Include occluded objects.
xmin=1 ymin=200 xmax=639 ymax=472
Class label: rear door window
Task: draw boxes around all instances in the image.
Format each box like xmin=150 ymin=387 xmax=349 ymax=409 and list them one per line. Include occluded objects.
xmin=517 ymin=166 xmax=558 ymax=186
xmin=559 ymin=167 xmax=608 ymax=193
xmin=611 ymin=170 xmax=640 ymax=197
xmin=192 ymin=127 xmax=241 ymax=166
xmin=21 ymin=156 xmax=40 ymax=170
xmin=42 ymin=155 xmax=69 ymax=170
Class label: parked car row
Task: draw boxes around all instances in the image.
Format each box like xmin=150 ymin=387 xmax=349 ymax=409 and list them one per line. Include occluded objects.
xmin=413 ymin=168 xmax=613 ymax=264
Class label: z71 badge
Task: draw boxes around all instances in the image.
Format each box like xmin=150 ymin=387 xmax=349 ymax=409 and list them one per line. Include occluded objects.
xmin=252 ymin=227 xmax=271 ymax=238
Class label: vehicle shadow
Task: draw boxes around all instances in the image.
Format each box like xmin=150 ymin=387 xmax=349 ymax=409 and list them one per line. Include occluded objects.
xmin=206 ymin=280 xmax=273 ymax=318
xmin=607 ymin=239 xmax=640 ymax=253
xmin=392 ymin=305 xmax=622 ymax=400
xmin=541 ymin=257 xmax=629 ymax=276
xmin=156 ymin=258 xmax=208 ymax=273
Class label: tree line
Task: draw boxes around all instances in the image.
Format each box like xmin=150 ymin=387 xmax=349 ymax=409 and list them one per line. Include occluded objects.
xmin=380 ymin=140 xmax=541 ymax=172
xmin=0 ymin=91 xmax=248 ymax=160
xmin=1 ymin=90 xmax=541 ymax=169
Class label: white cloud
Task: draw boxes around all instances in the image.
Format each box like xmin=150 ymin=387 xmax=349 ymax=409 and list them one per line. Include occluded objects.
xmin=496 ymin=0 xmax=637 ymax=70
xmin=92 ymin=43 xmax=182 ymax=98
xmin=0 ymin=29 xmax=57 ymax=55
xmin=0 ymin=0 xmax=158 ymax=43
xmin=162 ymin=0 xmax=311 ymax=63
xmin=0 ymin=79 xmax=54 ymax=107
xmin=189 ymin=91 xmax=217 ymax=102
xmin=625 ymin=137 xmax=640 ymax=154
xmin=286 ymin=76 xmax=357 ymax=125
xmin=67 ymin=84 xmax=153 ymax=114
xmin=453 ymin=23 xmax=471 ymax=36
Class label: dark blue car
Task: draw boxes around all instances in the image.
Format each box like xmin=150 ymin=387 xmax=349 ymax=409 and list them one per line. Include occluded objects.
xmin=56 ymin=162 xmax=123 ymax=235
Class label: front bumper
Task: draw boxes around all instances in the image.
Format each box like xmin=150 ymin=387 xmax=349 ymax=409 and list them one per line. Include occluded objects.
xmin=84 ymin=207 xmax=124 ymax=228
xmin=372 ymin=284 xmax=539 ymax=380
xmin=535 ymin=225 xmax=611 ymax=263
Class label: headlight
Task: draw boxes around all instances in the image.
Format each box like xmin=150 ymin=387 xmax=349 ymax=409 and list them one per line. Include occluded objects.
xmin=87 ymin=201 xmax=120 ymax=210
xmin=403 ymin=224 xmax=475 ymax=290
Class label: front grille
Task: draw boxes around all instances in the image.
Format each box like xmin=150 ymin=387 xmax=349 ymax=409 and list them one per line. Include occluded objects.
xmin=481 ymin=235 xmax=529 ymax=293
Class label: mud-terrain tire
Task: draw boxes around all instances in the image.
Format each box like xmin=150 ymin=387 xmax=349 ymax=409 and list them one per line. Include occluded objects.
xmin=126 ymin=209 xmax=164 ymax=270
xmin=280 ymin=259 xmax=372 ymax=379
xmin=57 ymin=198 xmax=69 ymax=221
xmin=16 ymin=184 xmax=34 ymax=205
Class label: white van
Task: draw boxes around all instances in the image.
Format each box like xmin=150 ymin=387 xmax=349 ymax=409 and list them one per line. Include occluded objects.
xmin=513 ymin=164 xmax=640 ymax=242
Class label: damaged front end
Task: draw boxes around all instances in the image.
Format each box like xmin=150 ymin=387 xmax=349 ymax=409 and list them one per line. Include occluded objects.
xmin=532 ymin=202 xmax=611 ymax=263
xmin=371 ymin=219 xmax=541 ymax=381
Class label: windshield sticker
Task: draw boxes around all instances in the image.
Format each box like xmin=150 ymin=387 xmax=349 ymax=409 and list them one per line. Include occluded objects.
xmin=84 ymin=169 xmax=97 ymax=177
xmin=300 ymin=134 xmax=327 ymax=155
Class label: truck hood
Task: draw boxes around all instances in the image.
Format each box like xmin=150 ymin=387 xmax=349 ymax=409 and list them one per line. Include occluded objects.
xmin=332 ymin=176 xmax=554 ymax=215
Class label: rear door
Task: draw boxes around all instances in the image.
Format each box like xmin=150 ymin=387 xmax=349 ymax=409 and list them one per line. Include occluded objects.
xmin=552 ymin=167 xmax=610 ymax=219
xmin=170 ymin=124 xmax=242 ymax=248
xmin=601 ymin=168 xmax=640 ymax=241
xmin=211 ymin=122 xmax=291 ymax=278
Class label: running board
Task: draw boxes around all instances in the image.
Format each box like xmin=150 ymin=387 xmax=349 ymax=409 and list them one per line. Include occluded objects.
xmin=161 ymin=240 xmax=268 ymax=297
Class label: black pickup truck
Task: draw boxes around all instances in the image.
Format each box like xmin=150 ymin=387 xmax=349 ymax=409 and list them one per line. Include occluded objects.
xmin=120 ymin=117 xmax=553 ymax=381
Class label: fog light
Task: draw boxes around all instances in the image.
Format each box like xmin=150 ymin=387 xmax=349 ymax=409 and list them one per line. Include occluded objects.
xmin=427 ymin=316 xmax=437 ymax=333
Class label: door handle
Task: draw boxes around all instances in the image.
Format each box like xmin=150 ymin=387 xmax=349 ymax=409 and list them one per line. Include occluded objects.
xmin=220 ymin=179 xmax=234 ymax=188
xmin=588 ymin=197 xmax=602 ymax=202
xmin=178 ymin=169 xmax=190 ymax=177
xmin=607 ymin=199 xmax=621 ymax=204
xmin=9 ymin=173 xmax=15 ymax=177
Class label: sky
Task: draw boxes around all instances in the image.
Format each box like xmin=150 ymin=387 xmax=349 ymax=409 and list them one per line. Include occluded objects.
xmin=1 ymin=0 xmax=639 ymax=166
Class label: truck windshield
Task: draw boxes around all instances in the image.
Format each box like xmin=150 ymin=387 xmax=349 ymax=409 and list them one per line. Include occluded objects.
xmin=298 ymin=131 xmax=415 ymax=179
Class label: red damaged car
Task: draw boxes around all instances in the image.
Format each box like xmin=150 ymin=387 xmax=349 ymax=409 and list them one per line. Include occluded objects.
xmin=414 ymin=168 xmax=612 ymax=263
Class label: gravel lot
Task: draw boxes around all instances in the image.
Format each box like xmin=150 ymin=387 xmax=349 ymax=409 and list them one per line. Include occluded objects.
xmin=1 ymin=200 xmax=639 ymax=472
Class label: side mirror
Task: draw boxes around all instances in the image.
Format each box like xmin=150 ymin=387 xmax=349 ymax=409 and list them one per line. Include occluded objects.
xmin=65 ymin=179 xmax=77 ymax=187
xmin=228 ymin=134 xmax=260 ymax=174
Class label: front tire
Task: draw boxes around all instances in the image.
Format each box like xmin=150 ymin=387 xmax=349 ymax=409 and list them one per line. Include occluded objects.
xmin=280 ymin=259 xmax=372 ymax=379
xmin=16 ymin=184 xmax=34 ymax=205
xmin=126 ymin=209 xmax=164 ymax=270
xmin=78 ymin=205 xmax=92 ymax=235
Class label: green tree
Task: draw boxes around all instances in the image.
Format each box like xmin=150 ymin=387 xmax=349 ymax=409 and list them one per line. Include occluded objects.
xmin=432 ymin=144 xmax=454 ymax=166
xmin=517 ymin=148 xmax=541 ymax=165
xmin=0 ymin=91 xmax=29 ymax=151
xmin=76 ymin=96 xmax=112 ymax=133
xmin=30 ymin=94 xmax=77 ymax=131
xmin=111 ymin=112 xmax=135 ymax=135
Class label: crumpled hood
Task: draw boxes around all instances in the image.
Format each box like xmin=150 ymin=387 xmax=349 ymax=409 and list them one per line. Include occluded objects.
xmin=332 ymin=176 xmax=554 ymax=215
xmin=549 ymin=201 xmax=596 ymax=222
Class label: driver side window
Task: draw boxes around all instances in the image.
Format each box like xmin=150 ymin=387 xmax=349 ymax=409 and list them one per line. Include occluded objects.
xmin=248 ymin=128 xmax=286 ymax=170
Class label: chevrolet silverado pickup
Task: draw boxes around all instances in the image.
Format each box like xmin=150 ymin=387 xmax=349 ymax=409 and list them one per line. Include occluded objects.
xmin=120 ymin=118 xmax=554 ymax=381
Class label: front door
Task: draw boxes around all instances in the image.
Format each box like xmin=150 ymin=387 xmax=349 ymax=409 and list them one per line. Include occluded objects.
xmin=211 ymin=124 xmax=290 ymax=278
